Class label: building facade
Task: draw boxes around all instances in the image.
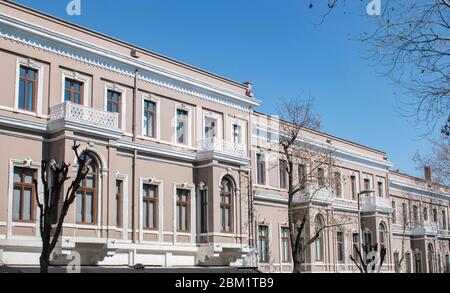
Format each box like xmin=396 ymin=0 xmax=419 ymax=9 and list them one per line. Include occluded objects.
xmin=0 ymin=1 xmax=448 ymax=272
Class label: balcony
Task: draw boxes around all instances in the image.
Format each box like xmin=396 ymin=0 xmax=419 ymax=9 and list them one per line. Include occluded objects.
xmin=48 ymin=102 xmax=123 ymax=138
xmin=293 ymin=187 xmax=335 ymax=205
xmin=361 ymin=195 xmax=393 ymax=213
xmin=412 ymin=221 xmax=439 ymax=236
xmin=196 ymin=138 xmax=249 ymax=165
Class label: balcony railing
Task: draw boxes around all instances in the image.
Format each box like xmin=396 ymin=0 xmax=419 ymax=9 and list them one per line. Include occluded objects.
xmin=412 ymin=221 xmax=439 ymax=236
xmin=293 ymin=187 xmax=335 ymax=205
xmin=50 ymin=101 xmax=119 ymax=129
xmin=361 ymin=195 xmax=393 ymax=213
xmin=197 ymin=137 xmax=247 ymax=158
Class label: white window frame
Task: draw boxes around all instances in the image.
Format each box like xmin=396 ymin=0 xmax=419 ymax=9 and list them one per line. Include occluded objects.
xmin=203 ymin=110 xmax=222 ymax=140
xmin=7 ymin=158 xmax=43 ymax=239
xmin=141 ymin=94 xmax=160 ymax=140
xmin=230 ymin=118 xmax=246 ymax=145
xmin=139 ymin=177 xmax=164 ymax=243
xmin=104 ymin=83 xmax=126 ymax=130
xmin=14 ymin=58 xmax=45 ymax=117
xmin=61 ymin=70 xmax=90 ymax=106
xmin=174 ymin=103 xmax=192 ymax=147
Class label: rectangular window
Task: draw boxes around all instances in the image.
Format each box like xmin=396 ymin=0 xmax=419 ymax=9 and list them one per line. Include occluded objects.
xmin=205 ymin=116 xmax=217 ymax=139
xmin=405 ymin=253 xmax=412 ymax=273
xmin=433 ymin=208 xmax=438 ymax=224
xmin=12 ymin=167 xmax=36 ymax=222
xmin=176 ymin=189 xmax=190 ymax=232
xmin=232 ymin=124 xmax=243 ymax=144
xmin=318 ymin=168 xmax=325 ymax=187
xmin=442 ymin=210 xmax=447 ymax=230
xmin=351 ymin=176 xmax=357 ymax=200
xmin=176 ymin=109 xmax=188 ymax=145
xmin=64 ymin=78 xmax=84 ymax=104
xmin=115 ymin=180 xmax=123 ymax=227
xmin=377 ymin=181 xmax=384 ymax=197
xmin=256 ymin=154 xmax=266 ymax=185
xmin=402 ymin=203 xmax=409 ymax=224
xmin=279 ymin=159 xmax=288 ymax=189
xmin=334 ymin=172 xmax=342 ymax=197
xmin=352 ymin=233 xmax=360 ymax=259
xmin=424 ymin=207 xmax=428 ymax=221
xmin=143 ymin=100 xmax=156 ymax=138
xmin=337 ymin=232 xmax=345 ymax=263
xmin=18 ymin=66 xmax=38 ymax=112
xmin=413 ymin=205 xmax=419 ymax=224
xmin=364 ymin=178 xmax=371 ymax=191
xmin=298 ymin=164 xmax=306 ymax=189
xmin=392 ymin=201 xmax=397 ymax=224
xmin=394 ymin=252 xmax=400 ymax=273
xmin=258 ymin=225 xmax=269 ymax=263
xmin=143 ymin=184 xmax=158 ymax=230
xmin=107 ymin=89 xmax=121 ymax=125
xmin=281 ymin=227 xmax=290 ymax=263
xmin=199 ymin=189 xmax=208 ymax=233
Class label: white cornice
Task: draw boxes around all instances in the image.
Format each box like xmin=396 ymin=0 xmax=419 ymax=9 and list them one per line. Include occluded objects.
xmin=390 ymin=180 xmax=450 ymax=202
xmin=0 ymin=14 xmax=260 ymax=112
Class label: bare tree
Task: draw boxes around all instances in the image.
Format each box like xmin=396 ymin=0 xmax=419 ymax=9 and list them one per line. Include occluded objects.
xmin=274 ymin=97 xmax=347 ymax=273
xmin=350 ymin=243 xmax=387 ymax=273
xmin=33 ymin=142 xmax=90 ymax=273
xmin=414 ymin=137 xmax=450 ymax=186
xmin=308 ymin=0 xmax=450 ymax=134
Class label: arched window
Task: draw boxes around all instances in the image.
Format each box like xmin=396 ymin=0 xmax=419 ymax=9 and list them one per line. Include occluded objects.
xmin=314 ymin=214 xmax=325 ymax=262
xmin=428 ymin=243 xmax=435 ymax=273
xmin=220 ymin=177 xmax=234 ymax=232
xmin=76 ymin=153 xmax=98 ymax=224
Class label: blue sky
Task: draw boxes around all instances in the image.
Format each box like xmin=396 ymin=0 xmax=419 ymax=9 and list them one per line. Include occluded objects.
xmin=12 ymin=0 xmax=431 ymax=177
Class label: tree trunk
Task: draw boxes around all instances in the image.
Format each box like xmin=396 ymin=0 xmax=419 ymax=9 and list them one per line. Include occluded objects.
xmin=292 ymin=260 xmax=302 ymax=273
xmin=39 ymin=253 xmax=49 ymax=274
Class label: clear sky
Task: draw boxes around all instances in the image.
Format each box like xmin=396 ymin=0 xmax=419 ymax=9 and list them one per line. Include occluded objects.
xmin=11 ymin=0 xmax=431 ymax=178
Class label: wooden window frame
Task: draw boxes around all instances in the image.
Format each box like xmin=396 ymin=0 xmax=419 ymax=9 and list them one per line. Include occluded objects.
xmin=176 ymin=108 xmax=189 ymax=145
xmin=279 ymin=159 xmax=287 ymax=189
xmin=107 ymin=89 xmax=122 ymax=124
xmin=143 ymin=184 xmax=158 ymax=230
xmin=258 ymin=225 xmax=269 ymax=263
xmin=12 ymin=167 xmax=36 ymax=222
xmin=77 ymin=160 xmax=97 ymax=225
xmin=143 ymin=100 xmax=156 ymax=138
xmin=281 ymin=227 xmax=291 ymax=262
xmin=220 ymin=180 xmax=233 ymax=233
xmin=176 ymin=189 xmax=190 ymax=233
xmin=256 ymin=154 xmax=266 ymax=185
xmin=18 ymin=66 xmax=38 ymax=112
xmin=337 ymin=231 xmax=345 ymax=263
xmin=64 ymin=78 xmax=84 ymax=105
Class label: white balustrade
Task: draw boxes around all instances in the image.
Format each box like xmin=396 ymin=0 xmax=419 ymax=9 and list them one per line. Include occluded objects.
xmin=361 ymin=195 xmax=393 ymax=212
xmin=198 ymin=137 xmax=247 ymax=158
xmin=50 ymin=101 xmax=119 ymax=129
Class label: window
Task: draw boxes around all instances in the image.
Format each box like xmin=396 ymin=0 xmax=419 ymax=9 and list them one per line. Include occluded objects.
xmin=64 ymin=78 xmax=84 ymax=104
xmin=176 ymin=189 xmax=190 ymax=232
xmin=298 ymin=164 xmax=306 ymax=189
xmin=424 ymin=207 xmax=428 ymax=221
xmin=405 ymin=252 xmax=412 ymax=273
xmin=279 ymin=160 xmax=288 ymax=189
xmin=445 ymin=255 xmax=450 ymax=273
xmin=115 ymin=180 xmax=123 ymax=227
xmin=258 ymin=225 xmax=269 ymax=263
xmin=176 ymin=109 xmax=189 ymax=145
xmin=334 ymin=172 xmax=342 ymax=197
xmin=281 ymin=227 xmax=290 ymax=263
xmin=18 ymin=66 xmax=38 ymax=112
xmin=428 ymin=243 xmax=435 ymax=273
xmin=351 ymin=175 xmax=357 ymax=200
xmin=232 ymin=123 xmax=243 ymax=144
xmin=392 ymin=201 xmax=397 ymax=224
xmin=317 ymin=168 xmax=325 ymax=187
xmin=256 ymin=154 xmax=266 ymax=185
xmin=394 ymin=252 xmax=400 ymax=273
xmin=143 ymin=100 xmax=156 ymax=138
xmin=364 ymin=178 xmax=371 ymax=191
xmin=205 ymin=116 xmax=217 ymax=139
xmin=413 ymin=205 xmax=419 ymax=224
xmin=220 ymin=178 xmax=233 ymax=233
xmin=363 ymin=230 xmax=372 ymax=248
xmin=143 ymin=184 xmax=158 ymax=230
xmin=12 ymin=167 xmax=36 ymax=222
xmin=337 ymin=231 xmax=345 ymax=263
xmin=199 ymin=189 xmax=208 ymax=233
xmin=414 ymin=250 xmax=423 ymax=273
xmin=379 ymin=224 xmax=386 ymax=250
xmin=377 ymin=181 xmax=384 ymax=197
xmin=402 ymin=203 xmax=409 ymax=224
xmin=76 ymin=154 xmax=97 ymax=224
xmin=433 ymin=208 xmax=438 ymax=224
xmin=314 ymin=215 xmax=325 ymax=262
xmin=352 ymin=233 xmax=360 ymax=259
xmin=442 ymin=210 xmax=447 ymax=230
xmin=107 ymin=89 xmax=121 ymax=125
